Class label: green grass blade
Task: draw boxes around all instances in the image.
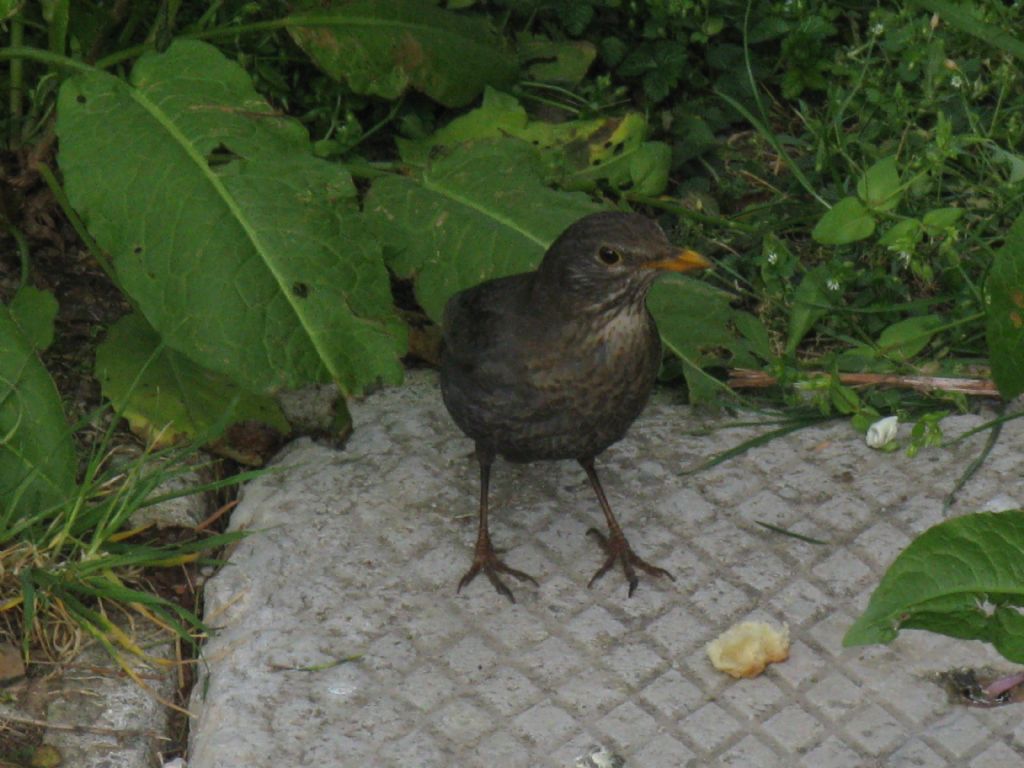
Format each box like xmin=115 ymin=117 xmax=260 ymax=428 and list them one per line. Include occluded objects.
xmin=944 ymin=405 xmax=1005 ymax=510
xmin=683 ymin=415 xmax=833 ymax=474
xmin=754 ymin=520 xmax=829 ymax=545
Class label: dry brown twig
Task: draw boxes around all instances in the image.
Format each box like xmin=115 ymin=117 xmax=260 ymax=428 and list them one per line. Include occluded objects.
xmin=728 ymin=368 xmax=1000 ymax=397
xmin=0 ymin=712 xmax=170 ymax=740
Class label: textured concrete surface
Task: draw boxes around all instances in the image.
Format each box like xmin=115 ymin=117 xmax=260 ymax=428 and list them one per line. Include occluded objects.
xmin=43 ymin=636 xmax=177 ymax=767
xmin=0 ymin=633 xmax=177 ymax=768
xmin=188 ymin=371 xmax=1024 ymax=767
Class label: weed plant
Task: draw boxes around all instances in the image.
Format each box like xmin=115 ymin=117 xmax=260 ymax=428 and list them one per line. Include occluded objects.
xmin=0 ymin=412 xmax=247 ymax=689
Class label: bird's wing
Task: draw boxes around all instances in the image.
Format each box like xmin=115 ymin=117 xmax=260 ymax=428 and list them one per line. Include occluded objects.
xmin=441 ymin=274 xmax=533 ymax=371
xmin=441 ymin=274 xmax=566 ymax=418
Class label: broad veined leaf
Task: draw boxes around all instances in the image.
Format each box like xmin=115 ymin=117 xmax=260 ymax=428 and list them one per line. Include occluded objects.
xmin=288 ymin=0 xmax=516 ymax=108
xmin=986 ymin=212 xmax=1024 ymax=398
xmin=649 ymin=278 xmax=768 ymax=404
xmin=365 ymin=139 xmax=599 ymax=321
xmin=845 ymin=510 xmax=1024 ymax=664
xmin=95 ymin=313 xmax=290 ymax=465
xmin=57 ymin=40 xmax=406 ymax=396
xmin=811 ymin=196 xmax=875 ymax=245
xmin=0 ymin=302 xmax=75 ymax=517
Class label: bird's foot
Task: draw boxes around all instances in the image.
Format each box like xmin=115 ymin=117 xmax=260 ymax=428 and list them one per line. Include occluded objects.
xmin=586 ymin=528 xmax=675 ymax=597
xmin=457 ymin=540 xmax=538 ymax=603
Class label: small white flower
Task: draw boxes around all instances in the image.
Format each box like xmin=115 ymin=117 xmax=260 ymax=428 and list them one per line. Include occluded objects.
xmin=766 ymin=248 xmax=778 ymax=265
xmin=871 ymin=22 xmax=885 ymax=36
xmin=866 ymin=416 xmax=899 ymax=449
xmin=826 ymin=278 xmax=841 ymax=292
xmin=951 ymin=75 xmax=963 ymax=89
xmin=897 ymin=250 xmax=911 ymax=267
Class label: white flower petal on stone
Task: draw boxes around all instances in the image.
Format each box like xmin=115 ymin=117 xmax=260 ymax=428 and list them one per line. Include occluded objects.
xmin=866 ymin=415 xmax=899 ymax=449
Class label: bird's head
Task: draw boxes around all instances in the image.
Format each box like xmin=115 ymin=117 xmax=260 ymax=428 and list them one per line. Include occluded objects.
xmin=535 ymin=211 xmax=710 ymax=312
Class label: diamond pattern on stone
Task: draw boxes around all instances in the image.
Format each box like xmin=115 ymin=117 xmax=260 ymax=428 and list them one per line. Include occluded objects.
xmin=188 ymin=373 xmax=1024 ymax=767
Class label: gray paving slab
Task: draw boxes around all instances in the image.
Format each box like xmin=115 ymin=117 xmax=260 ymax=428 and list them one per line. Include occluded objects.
xmin=188 ymin=371 xmax=1024 ymax=767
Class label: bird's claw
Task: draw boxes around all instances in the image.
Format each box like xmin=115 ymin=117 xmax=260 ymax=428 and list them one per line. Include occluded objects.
xmin=586 ymin=527 xmax=674 ymax=597
xmin=457 ymin=542 xmax=538 ymax=603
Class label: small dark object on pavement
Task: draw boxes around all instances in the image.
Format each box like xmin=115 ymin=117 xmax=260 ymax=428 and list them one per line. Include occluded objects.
xmin=440 ymin=211 xmax=711 ymax=602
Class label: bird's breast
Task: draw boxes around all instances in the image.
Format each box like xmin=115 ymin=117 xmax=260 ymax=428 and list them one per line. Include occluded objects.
xmin=547 ymin=308 xmax=658 ymax=399
xmin=441 ymin=293 xmax=663 ymax=462
xmin=503 ymin=307 xmax=660 ymax=459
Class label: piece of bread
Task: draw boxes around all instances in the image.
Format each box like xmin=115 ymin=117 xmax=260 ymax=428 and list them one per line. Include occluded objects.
xmin=707 ymin=621 xmax=790 ymax=678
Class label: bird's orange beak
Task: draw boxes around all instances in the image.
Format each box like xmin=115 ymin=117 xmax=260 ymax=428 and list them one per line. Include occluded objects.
xmin=645 ymin=248 xmax=712 ymax=273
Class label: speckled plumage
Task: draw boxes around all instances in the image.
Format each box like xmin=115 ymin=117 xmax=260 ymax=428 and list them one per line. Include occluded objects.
xmin=440 ymin=211 xmax=710 ymax=601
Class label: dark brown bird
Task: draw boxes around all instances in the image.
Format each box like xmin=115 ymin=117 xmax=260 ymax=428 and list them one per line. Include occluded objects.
xmin=441 ymin=211 xmax=711 ymax=601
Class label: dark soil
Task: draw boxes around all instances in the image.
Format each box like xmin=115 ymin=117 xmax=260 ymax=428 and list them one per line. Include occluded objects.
xmin=1 ymin=147 xmax=132 ymax=428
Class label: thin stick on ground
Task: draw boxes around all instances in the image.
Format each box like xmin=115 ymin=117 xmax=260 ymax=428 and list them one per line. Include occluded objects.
xmin=728 ymin=369 xmax=1000 ymax=397
xmin=0 ymin=713 xmax=170 ymax=740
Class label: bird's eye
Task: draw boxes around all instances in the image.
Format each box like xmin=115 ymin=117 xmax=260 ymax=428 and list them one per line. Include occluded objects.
xmin=598 ymin=247 xmax=622 ymax=266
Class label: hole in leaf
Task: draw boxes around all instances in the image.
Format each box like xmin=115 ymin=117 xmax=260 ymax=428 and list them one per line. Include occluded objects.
xmin=133 ymin=245 xmax=143 ymax=255
xmin=205 ymin=143 xmax=241 ymax=167
xmin=76 ymin=94 xmax=86 ymax=104
xmin=292 ymin=282 xmax=309 ymax=298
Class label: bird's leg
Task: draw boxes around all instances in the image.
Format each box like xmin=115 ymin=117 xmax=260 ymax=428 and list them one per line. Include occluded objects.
xmin=580 ymin=457 xmax=675 ymax=597
xmin=457 ymin=447 xmax=538 ymax=603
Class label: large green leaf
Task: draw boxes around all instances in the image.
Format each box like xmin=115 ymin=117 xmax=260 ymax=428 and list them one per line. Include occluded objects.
xmin=288 ymin=0 xmax=517 ymax=108
xmin=95 ymin=313 xmax=290 ymax=465
xmin=985 ymin=212 xmax=1024 ymax=398
xmin=56 ymin=40 xmax=406 ymax=396
xmin=845 ymin=511 xmax=1024 ymax=664
xmin=0 ymin=300 xmax=76 ymax=517
xmin=365 ymin=139 xmax=599 ymax=321
xmin=648 ymin=278 xmax=768 ymax=404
